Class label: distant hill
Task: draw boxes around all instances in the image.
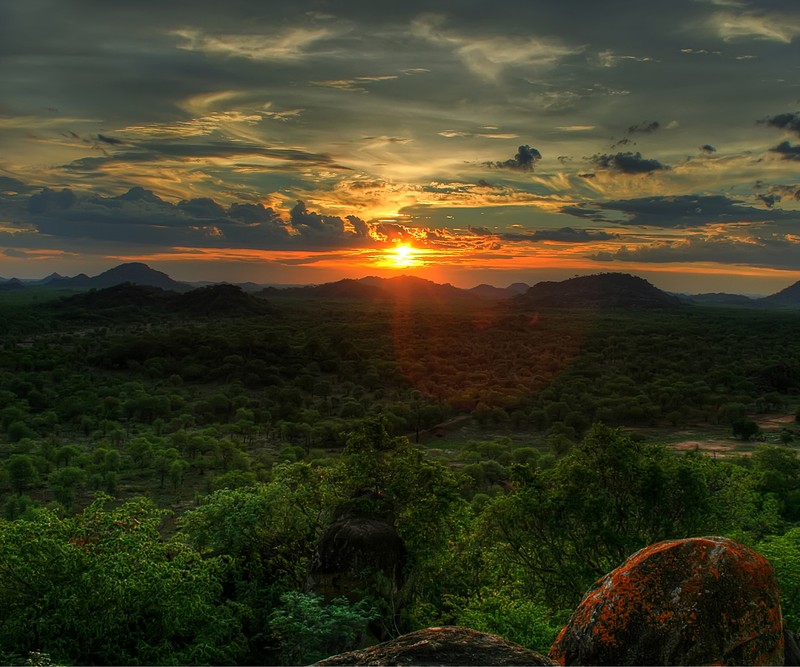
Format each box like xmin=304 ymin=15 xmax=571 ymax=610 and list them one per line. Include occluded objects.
xmin=360 ymin=275 xmax=474 ymax=302
xmin=54 ymin=282 xmax=270 ymax=319
xmin=516 ymin=273 xmax=682 ymax=309
xmin=469 ymin=283 xmax=530 ymax=300
xmin=0 ymin=278 xmax=26 ymax=290
xmin=171 ymin=284 xmax=271 ymax=316
xmin=263 ymin=275 xmax=478 ymax=303
xmin=55 ymin=283 xmax=172 ymax=311
xmin=677 ymin=292 xmax=756 ymax=307
xmin=49 ymin=263 xmax=190 ymax=291
xmin=759 ymin=280 xmax=800 ymax=308
xmin=262 ymin=278 xmax=388 ymax=301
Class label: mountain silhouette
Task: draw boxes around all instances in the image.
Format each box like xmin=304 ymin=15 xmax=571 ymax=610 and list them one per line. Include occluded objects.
xmin=50 ymin=262 xmax=189 ymax=291
xmin=759 ymin=281 xmax=800 ymax=308
xmin=516 ymin=273 xmax=682 ymax=309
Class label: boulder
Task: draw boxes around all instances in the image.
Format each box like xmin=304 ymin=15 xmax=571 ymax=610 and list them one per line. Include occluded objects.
xmin=549 ymin=536 xmax=783 ymax=665
xmin=306 ymin=512 xmax=407 ymax=601
xmin=315 ymin=626 xmax=556 ymax=665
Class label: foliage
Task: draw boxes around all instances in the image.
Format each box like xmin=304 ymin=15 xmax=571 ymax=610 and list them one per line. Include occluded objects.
xmin=0 ymin=495 xmax=244 ymax=665
xmin=268 ymin=591 xmax=378 ymax=665
xmin=454 ymin=586 xmax=563 ymax=655
xmin=756 ymin=528 xmax=800 ymax=630
xmin=478 ymin=425 xmax=721 ymax=607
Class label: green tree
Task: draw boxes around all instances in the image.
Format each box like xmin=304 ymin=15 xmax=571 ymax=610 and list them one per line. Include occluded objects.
xmin=5 ymin=455 xmax=39 ymax=494
xmin=0 ymin=495 xmax=245 ymax=665
xmin=268 ymin=591 xmax=378 ymax=665
xmin=478 ymin=425 xmax=720 ymax=608
xmin=48 ymin=466 xmax=87 ymax=509
xmin=732 ymin=418 xmax=760 ymax=442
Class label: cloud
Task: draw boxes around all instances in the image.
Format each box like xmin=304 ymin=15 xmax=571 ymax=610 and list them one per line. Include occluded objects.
xmin=97 ymin=134 xmax=124 ymax=145
xmin=769 ymin=141 xmax=800 ymax=160
xmin=627 ymin=121 xmax=660 ymax=134
xmin=592 ymin=50 xmax=657 ymax=67
xmin=61 ymin=140 xmax=350 ymax=173
xmin=311 ymin=75 xmax=399 ymax=93
xmin=710 ymin=10 xmax=800 ymax=43
xmin=486 ymin=145 xmax=542 ymax=171
xmin=759 ymin=112 xmax=800 ymax=137
xmin=591 ymin=194 xmax=795 ymax=227
xmin=438 ymin=129 xmax=519 ymax=139
xmin=120 ymin=110 xmax=269 ymax=139
xmin=501 ymin=227 xmax=618 ymax=243
xmin=756 ymin=193 xmax=779 ymax=208
xmin=172 ymin=25 xmax=340 ymax=61
xmin=700 ymin=144 xmax=717 ymax=153
xmin=4 ymin=186 xmax=384 ymax=253
xmin=411 ymin=13 xmax=579 ymax=81
xmin=0 ymin=177 xmax=38 ymax=195
xmin=592 ymin=233 xmax=800 ymax=270
xmin=590 ymin=151 xmax=667 ymax=174
xmin=680 ymin=48 xmax=722 ymax=55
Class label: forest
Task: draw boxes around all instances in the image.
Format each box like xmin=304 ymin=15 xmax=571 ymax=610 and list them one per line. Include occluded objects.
xmin=1 ymin=281 xmax=800 ymax=665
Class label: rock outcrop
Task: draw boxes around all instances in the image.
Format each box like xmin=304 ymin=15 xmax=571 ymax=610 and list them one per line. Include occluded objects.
xmin=549 ymin=536 xmax=783 ymax=666
xmin=315 ymin=626 xmax=556 ymax=666
xmin=306 ymin=512 xmax=407 ymax=602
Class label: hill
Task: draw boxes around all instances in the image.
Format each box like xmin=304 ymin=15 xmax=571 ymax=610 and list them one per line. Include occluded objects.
xmin=760 ymin=280 xmax=800 ymax=308
xmin=171 ymin=283 xmax=272 ymax=316
xmin=469 ymin=283 xmax=530 ymax=300
xmin=54 ymin=282 xmax=270 ymax=320
xmin=516 ymin=273 xmax=682 ymax=309
xmin=263 ymin=275 xmax=478 ymax=303
xmin=677 ymin=293 xmax=756 ymax=307
xmin=49 ymin=262 xmax=190 ymax=291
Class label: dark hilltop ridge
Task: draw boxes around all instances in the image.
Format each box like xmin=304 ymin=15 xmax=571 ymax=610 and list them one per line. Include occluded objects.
xmin=54 ymin=282 xmax=271 ymax=319
xmin=3 ymin=262 xmax=191 ymax=292
xmin=5 ymin=262 xmax=800 ymax=309
xmin=514 ymin=272 xmax=682 ymax=310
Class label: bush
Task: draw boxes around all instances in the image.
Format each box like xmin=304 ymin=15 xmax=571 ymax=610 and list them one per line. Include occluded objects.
xmin=268 ymin=591 xmax=378 ymax=664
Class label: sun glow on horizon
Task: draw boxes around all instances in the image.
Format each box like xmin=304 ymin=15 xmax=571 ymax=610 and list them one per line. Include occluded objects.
xmin=391 ymin=243 xmax=418 ymax=268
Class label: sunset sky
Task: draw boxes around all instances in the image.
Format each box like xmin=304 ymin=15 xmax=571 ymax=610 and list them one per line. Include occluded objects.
xmin=1 ymin=0 xmax=799 ymax=293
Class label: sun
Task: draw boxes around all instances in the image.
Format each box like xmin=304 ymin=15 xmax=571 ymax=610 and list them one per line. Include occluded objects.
xmin=391 ymin=243 xmax=417 ymax=268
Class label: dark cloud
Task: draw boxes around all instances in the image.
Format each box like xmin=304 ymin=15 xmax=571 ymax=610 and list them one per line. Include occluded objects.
xmin=590 ymin=151 xmax=667 ymax=174
xmin=372 ymin=221 xmax=415 ymax=243
xmin=756 ymin=193 xmax=779 ymax=208
xmin=770 ymin=141 xmax=800 ymax=160
xmin=0 ymin=177 xmax=37 ymax=194
xmin=97 ymin=134 xmax=124 ymax=145
xmin=28 ymin=188 xmax=78 ymax=214
xmin=486 ymin=145 xmax=542 ymax=171
xmin=8 ymin=186 xmax=376 ymax=251
xmin=759 ymin=112 xmax=800 ymax=138
xmin=346 ymin=214 xmax=369 ymax=237
xmin=700 ymin=144 xmax=717 ymax=154
xmin=510 ymin=227 xmax=618 ymax=243
xmin=62 ymin=141 xmax=350 ymax=173
xmin=177 ymin=197 xmax=227 ymax=219
xmin=559 ymin=205 xmax=606 ymax=221
xmin=468 ymin=226 xmax=496 ymax=236
xmin=591 ymin=234 xmax=800 ymax=270
xmin=627 ymin=120 xmax=660 ymax=134
xmin=592 ymin=194 xmax=793 ymax=228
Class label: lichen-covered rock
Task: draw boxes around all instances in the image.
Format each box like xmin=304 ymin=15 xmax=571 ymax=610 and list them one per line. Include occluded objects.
xmin=315 ymin=626 xmax=556 ymax=666
xmin=549 ymin=536 xmax=783 ymax=666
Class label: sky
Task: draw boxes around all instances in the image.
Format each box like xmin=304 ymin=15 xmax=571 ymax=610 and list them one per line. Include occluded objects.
xmin=1 ymin=0 xmax=799 ymax=294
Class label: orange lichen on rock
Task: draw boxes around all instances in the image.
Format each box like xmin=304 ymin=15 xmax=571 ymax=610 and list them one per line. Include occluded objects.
xmin=549 ymin=536 xmax=783 ymax=666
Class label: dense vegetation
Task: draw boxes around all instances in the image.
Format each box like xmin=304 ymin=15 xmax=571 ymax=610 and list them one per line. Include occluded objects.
xmin=1 ymin=286 xmax=800 ymax=664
